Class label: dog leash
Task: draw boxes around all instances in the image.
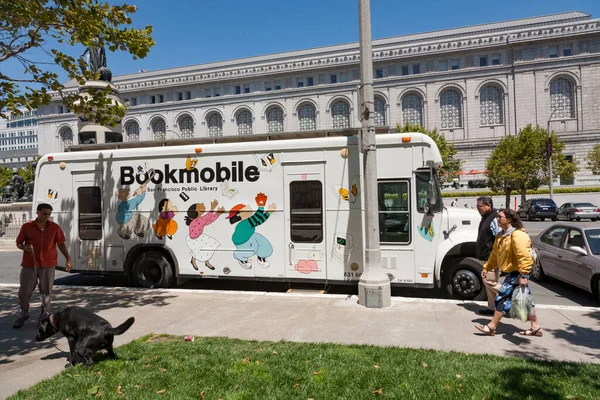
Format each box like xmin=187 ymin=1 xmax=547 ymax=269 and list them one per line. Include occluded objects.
xmin=32 ymin=246 xmax=64 ymax=352
xmin=30 ymin=246 xmax=50 ymax=317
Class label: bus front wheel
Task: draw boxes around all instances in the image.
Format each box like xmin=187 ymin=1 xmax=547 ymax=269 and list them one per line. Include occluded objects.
xmin=132 ymin=251 xmax=174 ymax=288
xmin=444 ymin=258 xmax=486 ymax=301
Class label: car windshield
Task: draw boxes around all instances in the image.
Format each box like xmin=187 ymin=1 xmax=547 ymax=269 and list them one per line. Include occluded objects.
xmin=585 ymin=229 xmax=600 ymax=255
xmin=573 ymin=203 xmax=596 ymax=208
xmin=534 ymin=200 xmax=554 ymax=206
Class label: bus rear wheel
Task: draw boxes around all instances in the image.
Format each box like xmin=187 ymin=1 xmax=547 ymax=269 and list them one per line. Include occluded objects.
xmin=132 ymin=250 xmax=174 ymax=288
xmin=444 ymin=258 xmax=486 ymax=301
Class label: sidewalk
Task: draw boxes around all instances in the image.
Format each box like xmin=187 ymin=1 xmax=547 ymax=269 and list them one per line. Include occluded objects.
xmin=1 ymin=284 xmax=599 ymax=399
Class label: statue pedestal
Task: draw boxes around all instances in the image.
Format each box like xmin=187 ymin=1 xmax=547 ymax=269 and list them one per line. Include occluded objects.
xmin=76 ymin=80 xmax=123 ymax=145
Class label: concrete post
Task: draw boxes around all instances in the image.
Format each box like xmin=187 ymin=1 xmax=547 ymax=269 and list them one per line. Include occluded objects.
xmin=357 ymin=0 xmax=391 ymax=308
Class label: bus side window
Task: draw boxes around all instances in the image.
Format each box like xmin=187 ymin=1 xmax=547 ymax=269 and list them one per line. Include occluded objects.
xmin=378 ymin=181 xmax=410 ymax=244
xmin=78 ymin=187 xmax=102 ymax=240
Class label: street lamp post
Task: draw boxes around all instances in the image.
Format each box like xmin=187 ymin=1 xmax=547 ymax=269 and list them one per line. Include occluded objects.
xmin=546 ymin=109 xmax=557 ymax=200
xmin=357 ymin=0 xmax=391 ymax=308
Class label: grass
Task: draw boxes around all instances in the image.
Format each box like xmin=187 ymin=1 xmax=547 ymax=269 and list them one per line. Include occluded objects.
xmin=9 ymin=335 xmax=600 ymax=400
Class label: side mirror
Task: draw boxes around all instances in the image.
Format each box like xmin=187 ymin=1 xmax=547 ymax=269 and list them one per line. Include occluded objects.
xmin=428 ymin=181 xmax=437 ymax=205
xmin=568 ymin=245 xmax=587 ymax=256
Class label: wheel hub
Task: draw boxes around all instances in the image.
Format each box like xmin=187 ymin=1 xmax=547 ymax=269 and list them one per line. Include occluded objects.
xmin=452 ymin=270 xmax=481 ymax=296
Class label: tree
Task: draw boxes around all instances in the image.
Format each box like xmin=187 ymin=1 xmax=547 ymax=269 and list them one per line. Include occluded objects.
xmin=586 ymin=143 xmax=600 ymax=175
xmin=396 ymin=121 xmax=463 ymax=183
xmin=486 ymin=124 xmax=577 ymax=208
xmin=1 ymin=1 xmax=154 ymax=126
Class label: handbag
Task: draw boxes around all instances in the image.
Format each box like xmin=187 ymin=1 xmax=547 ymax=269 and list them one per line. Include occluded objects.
xmin=510 ymin=286 xmax=533 ymax=322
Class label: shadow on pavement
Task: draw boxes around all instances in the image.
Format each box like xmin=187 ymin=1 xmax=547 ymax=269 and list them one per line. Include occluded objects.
xmin=0 ymin=286 xmax=177 ymax=365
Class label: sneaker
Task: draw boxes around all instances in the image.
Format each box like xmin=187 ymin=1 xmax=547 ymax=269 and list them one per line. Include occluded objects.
xmin=13 ymin=314 xmax=29 ymax=329
xmin=257 ymin=257 xmax=270 ymax=268
xmin=238 ymin=260 xmax=252 ymax=269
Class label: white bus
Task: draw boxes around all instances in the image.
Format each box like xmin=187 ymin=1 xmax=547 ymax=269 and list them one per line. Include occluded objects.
xmin=34 ymin=130 xmax=485 ymax=300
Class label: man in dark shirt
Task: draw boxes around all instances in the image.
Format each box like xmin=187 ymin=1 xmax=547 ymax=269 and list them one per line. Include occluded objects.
xmin=475 ymin=196 xmax=501 ymax=315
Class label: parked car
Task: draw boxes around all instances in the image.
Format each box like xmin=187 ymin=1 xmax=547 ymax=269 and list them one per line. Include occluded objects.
xmin=517 ymin=198 xmax=558 ymax=221
xmin=557 ymin=202 xmax=600 ymax=222
xmin=531 ymin=223 xmax=600 ymax=301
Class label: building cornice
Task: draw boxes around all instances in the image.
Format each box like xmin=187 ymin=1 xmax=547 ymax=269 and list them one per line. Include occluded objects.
xmin=50 ymin=12 xmax=600 ymax=101
xmin=102 ymin=15 xmax=599 ymax=93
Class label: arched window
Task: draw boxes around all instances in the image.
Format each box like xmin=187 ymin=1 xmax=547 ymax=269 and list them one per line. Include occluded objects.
xmin=550 ymin=77 xmax=574 ymax=119
xmin=480 ymin=85 xmax=503 ymax=126
xmin=440 ymin=89 xmax=462 ymax=129
xmin=402 ymin=93 xmax=423 ymax=126
xmin=151 ymin=118 xmax=166 ymax=140
xmin=236 ymin=110 xmax=253 ymax=135
xmin=207 ymin=113 xmax=223 ymax=137
xmin=298 ymin=103 xmax=316 ymax=131
xmin=178 ymin=115 xmax=194 ymax=138
xmin=374 ymin=96 xmax=386 ymax=126
xmin=266 ymin=106 xmax=284 ymax=133
xmin=125 ymin=120 xmax=140 ymax=142
xmin=59 ymin=126 xmax=73 ymax=148
xmin=331 ymin=100 xmax=350 ymax=129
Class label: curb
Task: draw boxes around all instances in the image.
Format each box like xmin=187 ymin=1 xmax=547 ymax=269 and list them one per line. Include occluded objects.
xmin=1 ymin=283 xmax=598 ymax=313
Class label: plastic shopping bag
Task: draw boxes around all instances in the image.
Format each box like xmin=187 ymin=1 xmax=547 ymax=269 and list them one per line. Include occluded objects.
xmin=510 ymin=286 xmax=533 ymax=322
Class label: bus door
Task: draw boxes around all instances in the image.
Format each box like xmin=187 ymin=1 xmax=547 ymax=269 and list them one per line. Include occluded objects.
xmin=73 ymin=171 xmax=107 ymax=272
xmin=378 ymin=180 xmax=415 ymax=284
xmin=283 ymin=162 xmax=327 ymax=280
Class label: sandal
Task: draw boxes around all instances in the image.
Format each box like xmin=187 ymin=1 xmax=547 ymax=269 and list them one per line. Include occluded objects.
xmin=519 ymin=327 xmax=543 ymax=337
xmin=475 ymin=324 xmax=496 ymax=336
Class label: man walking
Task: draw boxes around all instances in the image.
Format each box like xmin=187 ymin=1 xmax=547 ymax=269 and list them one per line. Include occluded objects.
xmin=13 ymin=203 xmax=72 ymax=329
xmin=475 ymin=196 xmax=502 ymax=315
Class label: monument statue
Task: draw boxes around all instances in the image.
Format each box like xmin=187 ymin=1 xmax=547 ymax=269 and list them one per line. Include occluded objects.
xmin=80 ymin=38 xmax=112 ymax=82
xmin=0 ymin=167 xmax=34 ymax=203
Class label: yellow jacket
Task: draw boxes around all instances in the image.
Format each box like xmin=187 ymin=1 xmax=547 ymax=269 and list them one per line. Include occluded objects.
xmin=483 ymin=228 xmax=533 ymax=275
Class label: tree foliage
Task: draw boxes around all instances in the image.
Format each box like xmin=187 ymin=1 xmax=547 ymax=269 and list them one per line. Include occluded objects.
xmin=396 ymin=121 xmax=463 ymax=183
xmin=486 ymin=124 xmax=578 ymax=207
xmin=586 ymin=144 xmax=600 ymax=175
xmin=0 ymin=0 xmax=154 ymax=126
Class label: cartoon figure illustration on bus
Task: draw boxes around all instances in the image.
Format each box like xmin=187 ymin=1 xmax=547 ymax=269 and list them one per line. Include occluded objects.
xmin=153 ymin=198 xmax=179 ymax=240
xmin=115 ymin=170 xmax=153 ymax=239
xmin=185 ymin=200 xmax=225 ymax=271
xmin=227 ymin=192 xmax=276 ymax=269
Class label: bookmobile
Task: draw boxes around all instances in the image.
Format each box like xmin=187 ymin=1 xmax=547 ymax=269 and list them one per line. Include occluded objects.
xmin=35 ymin=129 xmax=485 ymax=300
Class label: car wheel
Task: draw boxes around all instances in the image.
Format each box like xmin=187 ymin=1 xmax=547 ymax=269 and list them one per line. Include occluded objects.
xmin=444 ymin=258 xmax=486 ymax=301
xmin=551 ymin=216 xmax=557 ymax=221
xmin=576 ymin=217 xmax=581 ymax=222
xmin=530 ymin=259 xmax=547 ymax=282
xmin=540 ymin=217 xmax=545 ymax=222
xmin=132 ymin=250 xmax=174 ymax=288
xmin=592 ymin=218 xmax=598 ymax=222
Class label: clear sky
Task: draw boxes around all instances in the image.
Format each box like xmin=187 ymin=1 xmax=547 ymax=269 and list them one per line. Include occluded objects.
xmin=6 ymin=0 xmax=600 ymax=81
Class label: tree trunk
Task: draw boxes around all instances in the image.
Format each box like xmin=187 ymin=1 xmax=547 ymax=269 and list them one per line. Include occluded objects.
xmin=505 ymin=191 xmax=511 ymax=211
xmin=520 ymin=188 xmax=527 ymax=206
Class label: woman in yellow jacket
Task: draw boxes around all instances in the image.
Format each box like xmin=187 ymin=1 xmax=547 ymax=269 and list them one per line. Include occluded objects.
xmin=475 ymin=208 xmax=543 ymax=337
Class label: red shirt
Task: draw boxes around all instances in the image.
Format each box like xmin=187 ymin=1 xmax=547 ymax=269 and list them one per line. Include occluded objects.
xmin=16 ymin=220 xmax=66 ymax=268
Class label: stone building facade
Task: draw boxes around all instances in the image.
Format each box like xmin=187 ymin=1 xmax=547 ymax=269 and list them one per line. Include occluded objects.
xmin=36 ymin=11 xmax=600 ymax=185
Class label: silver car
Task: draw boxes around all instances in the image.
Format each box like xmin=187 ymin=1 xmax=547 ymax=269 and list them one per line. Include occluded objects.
xmin=557 ymin=202 xmax=600 ymax=222
xmin=531 ymin=223 xmax=600 ymax=302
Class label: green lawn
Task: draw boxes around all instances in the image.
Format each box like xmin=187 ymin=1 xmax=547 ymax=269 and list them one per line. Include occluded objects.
xmin=10 ymin=335 xmax=600 ymax=400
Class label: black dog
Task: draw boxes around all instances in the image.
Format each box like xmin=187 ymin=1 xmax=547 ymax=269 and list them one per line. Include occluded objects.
xmin=36 ymin=306 xmax=135 ymax=367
